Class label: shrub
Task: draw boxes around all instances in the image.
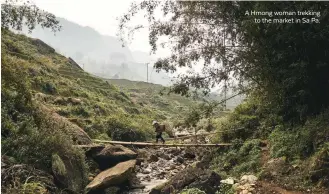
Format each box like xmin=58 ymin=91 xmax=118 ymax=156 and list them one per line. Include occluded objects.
xmin=42 ymin=82 xmax=57 ymax=94
xmin=110 ymin=127 xmax=146 ymax=142
xmin=71 ymin=106 xmax=90 ymax=117
xmin=213 ymin=99 xmax=262 ymax=142
xmin=22 ymin=182 xmax=48 ymax=194
xmin=196 ymin=118 xmax=214 ymax=132
xmin=211 ymin=139 xmax=262 ymax=176
xmin=216 ymin=184 xmax=234 ymax=194
xmin=268 ymin=115 xmax=325 ymax=160
xmin=105 ymin=115 xmax=148 ymax=141
xmin=95 ymin=133 xmax=111 ymax=140
xmin=308 ymin=143 xmax=329 ymax=186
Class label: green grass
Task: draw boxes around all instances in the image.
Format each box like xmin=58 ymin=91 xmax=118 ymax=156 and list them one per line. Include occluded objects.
xmin=105 ymin=79 xmax=204 ymax=119
xmin=2 ymin=30 xmax=163 ymax=141
xmin=1 ymin=29 xmax=207 ymax=143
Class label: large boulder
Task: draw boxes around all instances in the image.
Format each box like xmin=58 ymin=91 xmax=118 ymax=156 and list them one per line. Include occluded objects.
xmin=86 ymin=160 xmax=136 ymax=193
xmin=92 ymin=145 xmax=137 ymax=170
xmin=37 ymin=104 xmax=92 ymax=144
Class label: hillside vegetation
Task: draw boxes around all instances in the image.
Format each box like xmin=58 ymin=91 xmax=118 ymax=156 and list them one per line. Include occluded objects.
xmin=106 ymin=79 xmax=200 ymax=118
xmin=2 ymin=29 xmax=159 ymax=141
xmin=2 ymin=29 xmax=204 ymax=141
xmin=0 ymin=29 xmax=204 ymax=193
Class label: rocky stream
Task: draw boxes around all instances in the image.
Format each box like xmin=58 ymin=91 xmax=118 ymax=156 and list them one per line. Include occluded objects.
xmin=84 ymin=143 xmax=223 ymax=194
xmin=127 ymin=147 xmax=198 ymax=194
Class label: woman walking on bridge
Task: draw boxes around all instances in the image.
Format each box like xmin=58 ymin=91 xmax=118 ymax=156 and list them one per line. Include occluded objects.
xmin=152 ymin=121 xmax=165 ymax=144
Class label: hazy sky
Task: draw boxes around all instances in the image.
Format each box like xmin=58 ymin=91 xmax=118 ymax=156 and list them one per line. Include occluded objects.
xmin=32 ymin=0 xmax=153 ymax=54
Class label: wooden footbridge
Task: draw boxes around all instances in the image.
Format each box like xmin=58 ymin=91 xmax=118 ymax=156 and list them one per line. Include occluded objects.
xmin=75 ymin=131 xmax=237 ymax=148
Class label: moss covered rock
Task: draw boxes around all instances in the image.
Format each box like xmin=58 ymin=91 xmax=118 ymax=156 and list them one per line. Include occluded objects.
xmin=51 ymin=153 xmax=87 ymax=193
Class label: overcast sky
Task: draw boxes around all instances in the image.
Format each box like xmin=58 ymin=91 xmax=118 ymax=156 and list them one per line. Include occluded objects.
xmin=32 ymin=0 xmax=153 ymax=54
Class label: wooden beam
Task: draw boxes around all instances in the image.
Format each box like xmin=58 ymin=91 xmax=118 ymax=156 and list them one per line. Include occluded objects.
xmin=91 ymin=140 xmax=232 ymax=147
xmin=73 ymin=144 xmax=105 ymax=149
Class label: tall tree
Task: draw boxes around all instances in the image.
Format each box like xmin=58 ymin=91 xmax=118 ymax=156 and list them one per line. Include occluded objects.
xmin=119 ymin=1 xmax=329 ymax=123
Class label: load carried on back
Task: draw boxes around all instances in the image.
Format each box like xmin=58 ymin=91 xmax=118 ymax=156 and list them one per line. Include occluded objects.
xmin=152 ymin=121 xmax=165 ymax=144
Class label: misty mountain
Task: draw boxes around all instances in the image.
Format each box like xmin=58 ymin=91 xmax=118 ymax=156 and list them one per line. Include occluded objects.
xmin=20 ymin=17 xmax=171 ymax=86
xmin=19 ymin=17 xmax=242 ymax=107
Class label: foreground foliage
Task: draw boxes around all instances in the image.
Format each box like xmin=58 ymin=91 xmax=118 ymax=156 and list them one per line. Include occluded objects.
xmin=211 ymin=97 xmax=329 ymax=189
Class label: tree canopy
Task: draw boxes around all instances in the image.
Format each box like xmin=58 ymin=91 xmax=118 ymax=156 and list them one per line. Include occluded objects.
xmin=1 ymin=0 xmax=61 ymax=33
xmin=119 ymin=1 xmax=329 ymax=123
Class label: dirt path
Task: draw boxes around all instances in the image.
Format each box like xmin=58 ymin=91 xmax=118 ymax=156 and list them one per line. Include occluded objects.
xmin=256 ymin=141 xmax=304 ymax=194
xmin=254 ymin=181 xmax=304 ymax=194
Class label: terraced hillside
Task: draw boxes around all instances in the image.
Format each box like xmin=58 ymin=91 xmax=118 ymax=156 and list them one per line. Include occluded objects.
xmin=1 ymin=29 xmax=199 ymax=142
xmin=106 ymin=79 xmax=202 ymax=119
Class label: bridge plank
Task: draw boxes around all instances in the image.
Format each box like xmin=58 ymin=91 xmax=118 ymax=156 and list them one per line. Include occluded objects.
xmin=87 ymin=139 xmax=232 ymax=147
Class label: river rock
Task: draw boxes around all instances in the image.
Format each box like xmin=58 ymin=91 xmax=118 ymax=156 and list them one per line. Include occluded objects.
xmin=188 ymin=171 xmax=222 ymax=194
xmin=183 ymin=151 xmax=196 ymax=159
xmin=220 ymin=177 xmax=235 ymax=184
xmin=86 ymin=160 xmax=136 ymax=193
xmin=148 ymin=154 xmax=159 ymax=162
xmin=157 ymin=158 xmax=167 ymax=167
xmin=145 ymin=175 xmax=151 ymax=182
xmin=240 ymin=175 xmax=258 ymax=184
xmin=158 ymin=152 xmax=171 ymax=160
xmin=142 ymin=168 xmax=152 ymax=174
xmin=150 ymin=166 xmax=220 ymax=194
xmin=169 ymin=148 xmax=181 ymax=156
xmin=93 ymin=145 xmax=137 ymax=170
xmin=136 ymin=148 xmax=151 ymax=159
xmin=183 ymin=148 xmax=196 ymax=159
xmin=136 ymin=158 xmax=144 ymax=165
xmin=176 ymin=156 xmax=184 ymax=163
